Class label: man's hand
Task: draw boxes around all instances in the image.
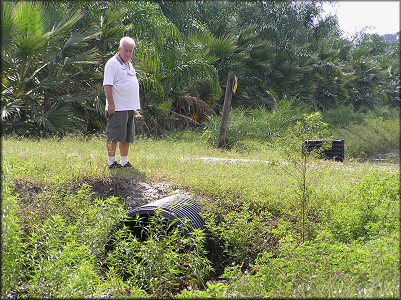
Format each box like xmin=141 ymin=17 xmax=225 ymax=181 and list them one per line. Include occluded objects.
xmin=108 ymin=103 xmax=116 ymax=114
xmin=134 ymin=110 xmax=143 ymax=119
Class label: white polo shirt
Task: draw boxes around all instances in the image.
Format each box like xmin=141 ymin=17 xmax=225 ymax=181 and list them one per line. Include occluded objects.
xmin=103 ymin=54 xmax=141 ymax=111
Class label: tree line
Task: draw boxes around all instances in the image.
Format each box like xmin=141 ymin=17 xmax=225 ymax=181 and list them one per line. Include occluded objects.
xmin=2 ymin=1 xmax=399 ymax=137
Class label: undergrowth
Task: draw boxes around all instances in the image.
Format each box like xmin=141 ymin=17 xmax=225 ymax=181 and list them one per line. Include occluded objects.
xmin=219 ymin=171 xmax=400 ymax=298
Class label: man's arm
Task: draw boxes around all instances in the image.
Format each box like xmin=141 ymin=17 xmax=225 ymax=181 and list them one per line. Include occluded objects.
xmin=104 ymin=85 xmax=115 ymax=114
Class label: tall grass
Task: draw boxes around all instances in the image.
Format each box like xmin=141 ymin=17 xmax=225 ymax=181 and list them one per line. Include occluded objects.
xmin=201 ymin=96 xmax=308 ymax=149
xmin=2 ymin=105 xmax=399 ymax=298
xmin=324 ymin=105 xmax=400 ymax=159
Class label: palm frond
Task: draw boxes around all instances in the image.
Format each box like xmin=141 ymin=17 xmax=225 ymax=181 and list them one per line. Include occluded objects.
xmin=1 ymin=2 xmax=19 ymax=52
xmin=172 ymin=59 xmax=222 ymax=99
xmin=128 ymin=2 xmax=181 ymax=44
xmin=207 ymin=35 xmax=236 ymax=58
xmin=172 ymin=95 xmax=215 ymax=121
xmin=63 ymin=49 xmax=98 ymax=65
xmin=47 ymin=9 xmax=84 ymax=36
xmin=237 ymin=24 xmax=258 ymax=47
xmin=1 ymin=99 xmax=23 ymax=121
xmin=34 ymin=105 xmax=78 ymax=133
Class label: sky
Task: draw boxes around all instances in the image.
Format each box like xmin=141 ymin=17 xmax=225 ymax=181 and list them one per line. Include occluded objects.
xmin=322 ymin=1 xmax=400 ymax=37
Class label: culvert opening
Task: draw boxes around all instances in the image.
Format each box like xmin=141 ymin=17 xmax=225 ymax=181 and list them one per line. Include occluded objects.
xmin=105 ymin=195 xmax=206 ymax=253
xmin=104 ymin=195 xmax=217 ymax=291
xmin=103 ymin=194 xmax=234 ymax=284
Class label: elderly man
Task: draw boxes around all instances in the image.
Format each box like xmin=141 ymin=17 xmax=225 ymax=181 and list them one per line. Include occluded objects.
xmin=103 ymin=36 xmax=141 ymax=169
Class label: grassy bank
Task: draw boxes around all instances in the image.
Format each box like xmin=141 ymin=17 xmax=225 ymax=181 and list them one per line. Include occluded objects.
xmin=2 ymin=107 xmax=399 ymax=298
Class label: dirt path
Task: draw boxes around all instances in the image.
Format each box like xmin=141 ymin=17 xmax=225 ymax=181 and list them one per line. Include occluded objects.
xmin=87 ymin=176 xmax=192 ymax=212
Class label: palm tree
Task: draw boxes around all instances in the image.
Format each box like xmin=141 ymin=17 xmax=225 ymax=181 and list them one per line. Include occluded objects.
xmin=1 ymin=1 xmax=98 ymax=136
xmin=65 ymin=1 xmax=135 ymax=132
xmin=3 ymin=1 xmax=397 ymax=137
xmin=120 ymin=1 xmax=223 ymax=134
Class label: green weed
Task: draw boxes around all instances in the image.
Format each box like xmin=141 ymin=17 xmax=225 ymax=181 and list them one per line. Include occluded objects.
xmin=223 ymin=230 xmax=399 ymax=298
xmin=175 ymin=281 xmax=228 ymax=298
xmin=2 ymin=184 xmax=125 ymax=298
xmin=330 ymin=107 xmax=399 ymax=159
xmin=105 ymin=211 xmax=212 ymax=298
xmin=329 ymin=171 xmax=399 ymax=242
xmin=219 ymin=171 xmax=400 ymax=298
xmin=203 ymin=205 xmax=278 ymax=272
xmin=322 ymin=105 xmax=365 ymax=128
xmin=1 ymin=180 xmax=23 ymax=295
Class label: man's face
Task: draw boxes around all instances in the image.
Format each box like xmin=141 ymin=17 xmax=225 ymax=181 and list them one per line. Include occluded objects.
xmin=118 ymin=41 xmax=134 ymax=63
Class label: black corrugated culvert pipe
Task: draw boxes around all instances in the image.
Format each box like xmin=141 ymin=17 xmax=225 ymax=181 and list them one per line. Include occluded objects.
xmin=105 ymin=195 xmax=205 ymax=252
xmin=304 ymin=139 xmax=345 ymax=162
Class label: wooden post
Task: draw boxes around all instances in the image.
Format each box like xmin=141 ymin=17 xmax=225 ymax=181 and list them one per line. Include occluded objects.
xmin=218 ymin=71 xmax=236 ymax=148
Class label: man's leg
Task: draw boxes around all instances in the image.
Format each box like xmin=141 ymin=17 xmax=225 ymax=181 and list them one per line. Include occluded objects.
xmin=119 ymin=142 xmax=129 ymax=156
xmin=119 ymin=142 xmax=130 ymax=166
xmin=120 ymin=110 xmax=135 ymax=167
xmin=107 ymin=140 xmax=118 ymax=166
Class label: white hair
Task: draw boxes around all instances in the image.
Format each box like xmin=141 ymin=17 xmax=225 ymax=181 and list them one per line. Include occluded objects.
xmin=119 ymin=36 xmax=135 ymax=48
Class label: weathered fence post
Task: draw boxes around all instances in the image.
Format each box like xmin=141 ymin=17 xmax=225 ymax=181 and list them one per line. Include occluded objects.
xmin=218 ymin=71 xmax=236 ymax=148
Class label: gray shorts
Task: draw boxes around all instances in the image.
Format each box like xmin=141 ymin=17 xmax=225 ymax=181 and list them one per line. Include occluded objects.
xmin=106 ymin=110 xmax=135 ymax=143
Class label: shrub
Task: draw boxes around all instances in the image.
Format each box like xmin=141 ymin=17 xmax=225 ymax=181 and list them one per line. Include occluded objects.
xmin=203 ymin=205 xmax=278 ymax=272
xmin=329 ymin=171 xmax=399 ymax=242
xmin=105 ymin=211 xmax=212 ymax=298
xmin=221 ymin=230 xmax=399 ymax=298
xmin=4 ymin=185 xmax=126 ymax=298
